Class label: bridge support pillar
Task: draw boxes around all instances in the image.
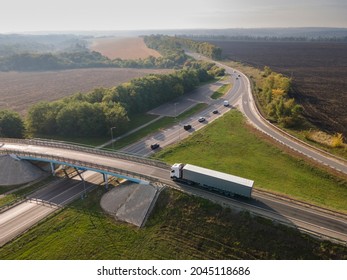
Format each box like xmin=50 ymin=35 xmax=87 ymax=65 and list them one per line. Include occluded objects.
xmin=62 ymin=168 xmax=69 ymax=178
xmin=74 ymin=168 xmax=84 ymax=181
xmin=103 ymin=173 xmax=108 ymax=190
xmin=50 ymin=162 xmax=56 ymax=176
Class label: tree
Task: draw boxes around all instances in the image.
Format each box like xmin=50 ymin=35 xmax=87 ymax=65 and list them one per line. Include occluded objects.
xmin=56 ymin=102 xmax=106 ymax=137
xmin=26 ymin=101 xmax=62 ymax=135
xmin=263 ymin=66 xmax=272 ymax=77
xmin=102 ymin=102 xmax=129 ymax=135
xmin=331 ymin=133 xmax=344 ymax=148
xmin=0 ymin=109 xmax=24 ymax=138
xmin=85 ymin=88 xmax=106 ymax=103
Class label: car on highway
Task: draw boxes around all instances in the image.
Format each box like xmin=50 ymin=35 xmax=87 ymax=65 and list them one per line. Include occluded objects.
xmin=212 ymin=109 xmax=219 ymax=114
xmin=150 ymin=143 xmax=160 ymax=150
xmin=198 ymin=117 xmax=205 ymax=123
xmin=183 ymin=124 xmax=192 ymax=130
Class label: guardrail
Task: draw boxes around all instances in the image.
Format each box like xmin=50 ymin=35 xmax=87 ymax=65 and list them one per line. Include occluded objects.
xmin=27 ymin=197 xmax=61 ymax=208
xmin=0 ymin=148 xmax=161 ymax=184
xmin=0 ymin=138 xmax=170 ymax=170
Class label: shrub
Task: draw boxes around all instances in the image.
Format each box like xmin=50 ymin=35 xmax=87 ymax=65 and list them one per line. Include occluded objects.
xmin=331 ymin=133 xmax=344 ymax=148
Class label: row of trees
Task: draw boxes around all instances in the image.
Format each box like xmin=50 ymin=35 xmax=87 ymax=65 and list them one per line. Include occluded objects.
xmin=0 ymin=61 xmax=224 ymax=138
xmin=0 ymin=51 xmax=111 ymax=71
xmin=0 ymin=50 xmax=188 ymax=71
xmin=25 ymin=101 xmax=128 ymax=137
xmin=259 ymin=67 xmax=302 ymax=127
xmin=176 ymin=38 xmax=222 ymax=60
xmin=144 ymin=35 xmax=222 ymax=60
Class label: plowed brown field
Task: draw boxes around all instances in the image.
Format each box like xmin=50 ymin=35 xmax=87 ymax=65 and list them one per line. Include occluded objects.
xmin=0 ymin=68 xmax=172 ymax=115
xmin=89 ymin=37 xmax=161 ymax=59
xmin=210 ymin=40 xmax=347 ymax=136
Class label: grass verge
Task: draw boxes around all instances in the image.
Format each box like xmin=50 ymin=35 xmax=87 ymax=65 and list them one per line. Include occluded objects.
xmin=211 ymin=83 xmax=232 ymax=99
xmin=224 ymin=60 xmax=347 ymax=160
xmin=154 ymin=110 xmax=347 ymax=212
xmin=105 ymin=103 xmax=208 ymax=150
xmin=0 ymin=187 xmax=346 ymax=259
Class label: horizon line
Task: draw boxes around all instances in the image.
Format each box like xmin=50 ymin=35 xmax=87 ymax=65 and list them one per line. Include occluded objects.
xmin=1 ymin=26 xmax=347 ymax=35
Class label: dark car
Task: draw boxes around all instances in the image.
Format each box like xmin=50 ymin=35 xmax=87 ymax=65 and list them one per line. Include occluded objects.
xmin=184 ymin=124 xmax=192 ymax=130
xmin=150 ymin=143 xmax=160 ymax=150
xmin=198 ymin=117 xmax=205 ymax=123
xmin=212 ymin=109 xmax=219 ymax=114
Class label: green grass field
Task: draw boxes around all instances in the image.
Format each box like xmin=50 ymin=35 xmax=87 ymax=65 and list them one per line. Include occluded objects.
xmin=211 ymin=84 xmax=232 ymax=99
xmin=1 ymin=186 xmax=346 ymax=260
xmin=1 ymin=104 xmax=346 ymax=259
xmin=154 ymin=110 xmax=347 ymax=212
xmin=224 ymin=60 xmax=347 ymax=160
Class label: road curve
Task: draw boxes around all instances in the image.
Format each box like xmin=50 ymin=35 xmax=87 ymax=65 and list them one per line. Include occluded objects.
xmin=186 ymin=52 xmax=347 ymax=176
xmin=1 ymin=54 xmax=347 ymax=244
xmin=238 ymin=72 xmax=347 ymax=175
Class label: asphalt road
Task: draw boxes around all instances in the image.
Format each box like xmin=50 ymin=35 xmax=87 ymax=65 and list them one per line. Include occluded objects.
xmin=1 ymin=141 xmax=347 ymax=243
xmin=188 ymin=52 xmax=347 ymax=176
xmin=174 ymin=183 xmax=347 ymax=243
xmin=121 ymin=74 xmax=242 ymax=156
xmin=0 ymin=172 xmax=101 ymax=246
xmin=1 ymin=53 xmax=347 ymax=245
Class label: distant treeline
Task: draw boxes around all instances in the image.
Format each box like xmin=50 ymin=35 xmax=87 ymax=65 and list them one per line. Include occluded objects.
xmin=0 ymin=49 xmax=184 ymax=71
xmin=0 ymin=34 xmax=223 ymax=71
xmin=0 ymin=34 xmax=89 ymax=57
xmin=144 ymin=35 xmax=222 ymax=60
xmin=0 ymin=51 xmax=111 ymax=71
xmin=0 ymin=61 xmax=225 ymax=138
xmin=182 ymin=35 xmax=347 ymax=43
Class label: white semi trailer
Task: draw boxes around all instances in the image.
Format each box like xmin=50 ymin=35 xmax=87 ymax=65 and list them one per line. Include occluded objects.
xmin=170 ymin=163 xmax=253 ymax=198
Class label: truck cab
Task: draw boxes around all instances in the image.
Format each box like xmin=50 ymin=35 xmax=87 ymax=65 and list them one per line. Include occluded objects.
xmin=170 ymin=163 xmax=184 ymax=179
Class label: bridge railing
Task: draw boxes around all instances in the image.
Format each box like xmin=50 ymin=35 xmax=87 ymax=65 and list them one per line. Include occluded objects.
xmin=0 ymin=138 xmax=170 ymax=170
xmin=0 ymin=148 xmax=161 ymax=184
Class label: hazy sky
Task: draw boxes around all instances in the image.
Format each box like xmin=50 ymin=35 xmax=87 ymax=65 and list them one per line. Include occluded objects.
xmin=1 ymin=0 xmax=346 ymax=33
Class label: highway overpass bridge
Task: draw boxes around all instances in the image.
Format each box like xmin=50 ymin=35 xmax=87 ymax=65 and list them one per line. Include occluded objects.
xmin=1 ymin=137 xmax=347 ymax=244
xmin=0 ymin=138 xmax=170 ymax=186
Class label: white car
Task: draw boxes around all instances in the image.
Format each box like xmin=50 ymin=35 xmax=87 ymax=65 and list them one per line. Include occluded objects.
xmin=198 ymin=117 xmax=205 ymax=123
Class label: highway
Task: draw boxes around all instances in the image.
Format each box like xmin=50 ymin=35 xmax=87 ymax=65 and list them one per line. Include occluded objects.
xmin=118 ymin=52 xmax=347 ymax=177
xmin=120 ymin=72 xmax=242 ymax=156
xmin=1 ymin=139 xmax=347 ymax=244
xmin=1 ymin=53 xmax=347 ymax=245
xmin=0 ymin=171 xmax=102 ymax=246
xmin=189 ymin=52 xmax=347 ymax=176
xmin=239 ymin=73 xmax=347 ymax=175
